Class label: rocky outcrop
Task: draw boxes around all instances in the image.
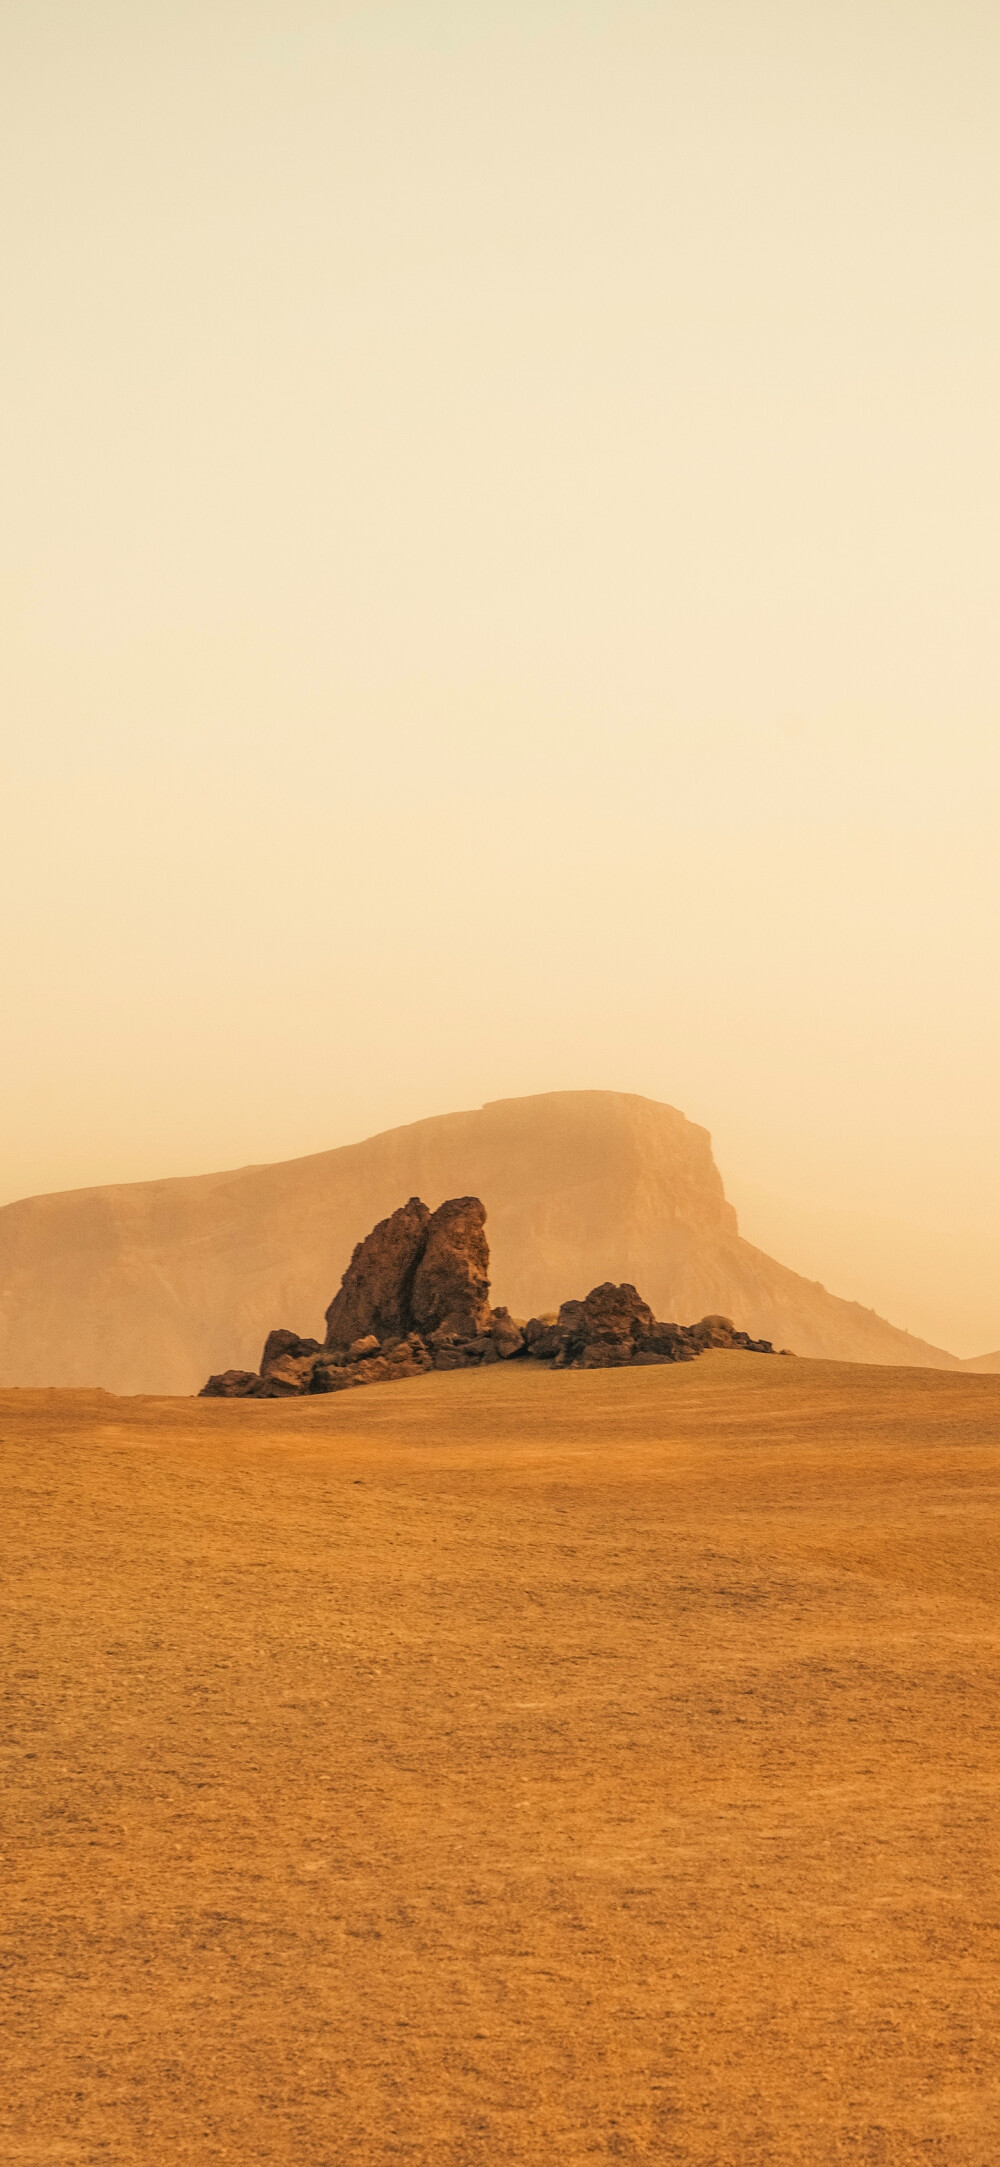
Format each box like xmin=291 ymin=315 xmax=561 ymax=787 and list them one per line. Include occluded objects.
xmin=308 ymin=1332 xmax=435 ymax=1394
xmin=322 ymin=1193 xmax=491 ymax=1356
xmin=261 ymin=1329 xmax=322 ymax=1374
xmin=410 ymin=1196 xmax=491 ymax=1344
xmin=324 ymin=1196 xmax=430 ymax=1351
xmin=203 ymin=1194 xmax=502 ymax=1397
xmin=522 ymin=1286 xmax=778 ymax=1370
xmin=200 ymin=1367 xmax=269 ymax=1399
xmin=199 ymin=1198 xmax=783 ymax=1398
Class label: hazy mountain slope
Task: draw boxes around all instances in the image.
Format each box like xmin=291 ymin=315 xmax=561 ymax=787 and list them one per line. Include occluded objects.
xmin=0 ymin=1091 xmax=962 ymax=1392
xmin=958 ymin=1349 xmax=1000 ymax=1374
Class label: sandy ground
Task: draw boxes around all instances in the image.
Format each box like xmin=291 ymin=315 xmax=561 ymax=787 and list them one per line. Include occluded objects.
xmin=3 ymin=1355 xmax=999 ymax=2166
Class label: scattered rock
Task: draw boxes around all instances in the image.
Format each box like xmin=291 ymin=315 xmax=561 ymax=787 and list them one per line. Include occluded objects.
xmin=489 ymin=1306 xmax=525 ymax=1359
xmin=522 ymin=1288 xmax=776 ymax=1369
xmin=200 ymin=1367 xmax=266 ymax=1399
xmin=309 ymin=1330 xmax=433 ymax=1395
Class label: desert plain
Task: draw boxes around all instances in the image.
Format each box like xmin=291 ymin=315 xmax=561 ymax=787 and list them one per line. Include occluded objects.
xmin=3 ymin=1354 xmax=999 ymax=2165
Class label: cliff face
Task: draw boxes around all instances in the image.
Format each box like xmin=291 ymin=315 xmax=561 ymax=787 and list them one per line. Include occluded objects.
xmin=0 ymin=1091 xmax=963 ymax=1392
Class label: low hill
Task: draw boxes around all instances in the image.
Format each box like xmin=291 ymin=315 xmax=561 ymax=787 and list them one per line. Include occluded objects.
xmin=959 ymin=1348 xmax=1000 ymax=1374
xmin=0 ymin=1090 xmax=967 ymax=1392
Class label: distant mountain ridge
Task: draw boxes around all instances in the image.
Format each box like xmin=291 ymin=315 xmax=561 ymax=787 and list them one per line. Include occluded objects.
xmin=0 ymin=1090 xmax=988 ymax=1393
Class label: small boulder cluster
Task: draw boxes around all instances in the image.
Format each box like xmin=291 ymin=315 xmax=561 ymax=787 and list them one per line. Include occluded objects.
xmin=521 ymin=1282 xmax=777 ymax=1368
xmin=199 ymin=1193 xmax=781 ymax=1399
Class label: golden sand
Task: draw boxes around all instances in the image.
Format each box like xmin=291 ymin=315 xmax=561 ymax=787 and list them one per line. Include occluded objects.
xmin=3 ymin=1355 xmax=999 ymax=2163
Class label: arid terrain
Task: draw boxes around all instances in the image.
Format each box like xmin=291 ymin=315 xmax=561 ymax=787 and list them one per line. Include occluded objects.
xmin=4 ymin=1354 xmax=999 ymax=2164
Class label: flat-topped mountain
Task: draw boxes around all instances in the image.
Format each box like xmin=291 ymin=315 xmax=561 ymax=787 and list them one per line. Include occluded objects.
xmin=0 ymin=1090 xmax=980 ymax=1392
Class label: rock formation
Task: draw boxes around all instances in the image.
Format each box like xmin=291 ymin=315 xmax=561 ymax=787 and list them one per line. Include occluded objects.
xmin=200 ymin=1198 xmax=781 ymax=1398
xmin=410 ymin=1195 xmax=492 ymax=1345
xmin=521 ymin=1285 xmax=774 ymax=1370
xmin=323 ymin=1195 xmax=430 ymax=1351
xmin=322 ymin=1193 xmax=492 ymax=1356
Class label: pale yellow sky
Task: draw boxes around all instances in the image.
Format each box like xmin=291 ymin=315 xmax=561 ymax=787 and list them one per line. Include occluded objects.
xmin=2 ymin=2 xmax=998 ymax=1354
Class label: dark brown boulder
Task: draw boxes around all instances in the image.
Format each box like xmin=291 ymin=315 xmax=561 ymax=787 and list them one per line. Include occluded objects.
xmin=324 ymin=1196 xmax=430 ymax=1351
xmin=261 ymin=1329 xmax=321 ymax=1376
xmin=576 ymin=1281 xmax=654 ymax=1357
xmin=489 ymin=1306 xmax=525 ymax=1359
xmin=589 ymin=1281 xmax=653 ymax=1332
xmin=524 ymin=1282 xmax=657 ymax=1368
xmin=523 ymin=1314 xmax=563 ymax=1360
xmin=260 ymin=1352 xmax=320 ymax=1396
xmin=199 ymin=1368 xmax=265 ymax=1398
xmin=410 ymin=1196 xmax=491 ymax=1343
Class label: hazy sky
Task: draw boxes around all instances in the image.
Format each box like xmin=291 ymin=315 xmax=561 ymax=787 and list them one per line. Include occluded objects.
xmin=3 ymin=1 xmax=998 ymax=1354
